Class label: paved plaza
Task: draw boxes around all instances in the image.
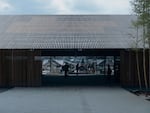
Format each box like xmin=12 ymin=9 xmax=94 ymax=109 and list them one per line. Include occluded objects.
xmin=0 ymin=87 xmax=149 ymax=113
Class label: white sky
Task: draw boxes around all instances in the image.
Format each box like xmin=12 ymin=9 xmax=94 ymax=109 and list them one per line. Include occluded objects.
xmin=0 ymin=0 xmax=132 ymax=14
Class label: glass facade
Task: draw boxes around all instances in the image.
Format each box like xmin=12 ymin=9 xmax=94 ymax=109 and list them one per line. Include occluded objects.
xmin=42 ymin=56 xmax=119 ymax=76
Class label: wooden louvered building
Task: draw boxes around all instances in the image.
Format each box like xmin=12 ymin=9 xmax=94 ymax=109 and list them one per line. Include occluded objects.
xmin=0 ymin=15 xmax=149 ymax=87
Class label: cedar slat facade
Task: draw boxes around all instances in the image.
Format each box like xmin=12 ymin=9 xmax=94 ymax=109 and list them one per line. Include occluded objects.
xmin=120 ymin=50 xmax=149 ymax=87
xmin=0 ymin=49 xmax=149 ymax=87
xmin=0 ymin=49 xmax=41 ymax=87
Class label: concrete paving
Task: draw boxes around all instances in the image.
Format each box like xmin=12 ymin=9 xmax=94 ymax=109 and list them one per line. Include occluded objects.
xmin=0 ymin=87 xmax=149 ymax=113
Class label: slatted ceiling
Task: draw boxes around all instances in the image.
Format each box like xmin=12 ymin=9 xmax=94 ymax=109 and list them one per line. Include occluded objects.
xmin=0 ymin=15 xmax=139 ymax=49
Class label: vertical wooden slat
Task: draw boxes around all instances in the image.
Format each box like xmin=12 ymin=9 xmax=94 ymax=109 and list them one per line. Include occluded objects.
xmin=0 ymin=49 xmax=148 ymax=87
xmin=0 ymin=49 xmax=42 ymax=87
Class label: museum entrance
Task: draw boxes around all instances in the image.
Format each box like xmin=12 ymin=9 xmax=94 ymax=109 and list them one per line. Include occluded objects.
xmin=41 ymin=49 xmax=120 ymax=86
xmin=42 ymin=56 xmax=116 ymax=76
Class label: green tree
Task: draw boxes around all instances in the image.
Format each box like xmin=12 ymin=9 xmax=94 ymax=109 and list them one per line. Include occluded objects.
xmin=131 ymin=0 xmax=150 ymax=92
xmin=130 ymin=23 xmax=142 ymax=90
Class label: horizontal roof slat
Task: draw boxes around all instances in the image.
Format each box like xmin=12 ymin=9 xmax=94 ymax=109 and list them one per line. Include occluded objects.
xmin=0 ymin=15 xmax=142 ymax=49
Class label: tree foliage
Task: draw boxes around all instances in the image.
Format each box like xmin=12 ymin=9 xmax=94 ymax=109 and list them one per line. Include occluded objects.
xmin=131 ymin=0 xmax=150 ymax=90
xmin=131 ymin=0 xmax=150 ymax=26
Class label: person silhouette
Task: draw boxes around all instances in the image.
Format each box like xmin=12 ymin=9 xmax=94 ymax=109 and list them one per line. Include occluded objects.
xmin=63 ymin=63 xmax=69 ymax=77
xmin=76 ymin=63 xmax=79 ymax=76
xmin=107 ymin=64 xmax=112 ymax=85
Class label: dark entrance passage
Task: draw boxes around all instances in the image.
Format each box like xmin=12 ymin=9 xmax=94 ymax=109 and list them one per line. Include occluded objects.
xmin=42 ymin=75 xmax=118 ymax=86
xmin=41 ymin=49 xmax=120 ymax=86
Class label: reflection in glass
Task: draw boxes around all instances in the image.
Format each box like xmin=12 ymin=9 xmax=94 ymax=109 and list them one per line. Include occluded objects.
xmin=42 ymin=56 xmax=117 ymax=76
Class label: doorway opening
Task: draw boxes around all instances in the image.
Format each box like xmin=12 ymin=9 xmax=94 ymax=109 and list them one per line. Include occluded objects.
xmin=41 ymin=56 xmax=120 ymax=86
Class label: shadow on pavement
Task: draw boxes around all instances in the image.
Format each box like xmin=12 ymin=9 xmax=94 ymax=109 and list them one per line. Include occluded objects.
xmin=0 ymin=87 xmax=13 ymax=93
xmin=42 ymin=75 xmax=120 ymax=87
